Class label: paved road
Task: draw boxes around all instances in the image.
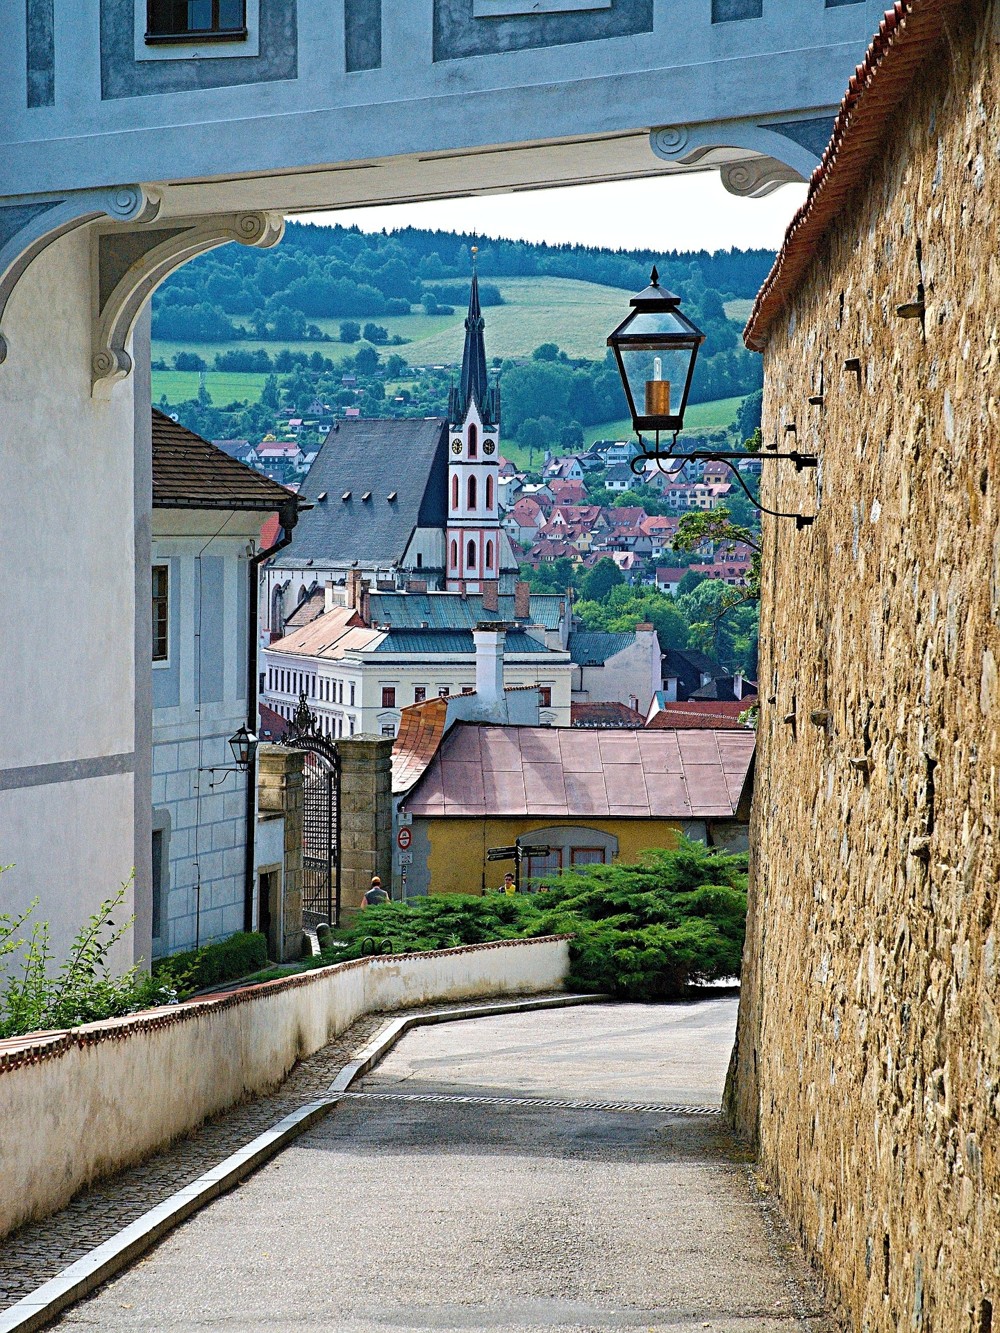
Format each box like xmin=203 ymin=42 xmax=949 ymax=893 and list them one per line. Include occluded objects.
xmin=55 ymin=1001 xmax=829 ymax=1332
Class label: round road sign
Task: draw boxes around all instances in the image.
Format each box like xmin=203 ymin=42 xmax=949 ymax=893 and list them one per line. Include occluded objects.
xmin=397 ymin=826 xmax=412 ymax=850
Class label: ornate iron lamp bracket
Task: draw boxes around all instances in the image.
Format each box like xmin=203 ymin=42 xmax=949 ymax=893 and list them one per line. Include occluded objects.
xmin=630 ymin=432 xmax=818 ymax=529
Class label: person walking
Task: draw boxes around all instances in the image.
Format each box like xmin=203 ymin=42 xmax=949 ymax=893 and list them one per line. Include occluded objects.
xmin=360 ymin=875 xmax=389 ymax=908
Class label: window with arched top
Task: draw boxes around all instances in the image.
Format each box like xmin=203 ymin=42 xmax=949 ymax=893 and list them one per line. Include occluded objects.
xmin=467 ymin=475 xmax=477 ymax=509
xmin=485 ymin=540 xmax=494 ymax=570
xmin=486 ymin=475 xmax=494 ymax=510
xmin=450 ymin=539 xmax=458 ymax=569
xmin=467 ymin=539 xmax=476 ymax=569
xmin=468 ymin=424 xmax=478 ymax=457
xmin=451 ymin=474 xmax=459 ymax=510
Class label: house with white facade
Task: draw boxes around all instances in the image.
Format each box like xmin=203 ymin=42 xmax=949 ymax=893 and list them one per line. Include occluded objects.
xmin=151 ymin=410 xmax=305 ymax=958
xmin=568 ymin=624 xmax=662 ymax=717
xmin=262 ymin=583 xmax=573 ymax=736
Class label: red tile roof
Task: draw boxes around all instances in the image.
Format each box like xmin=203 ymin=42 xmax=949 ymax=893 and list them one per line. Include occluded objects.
xmin=392 ymin=697 xmax=451 ymax=794
xmin=403 ymin=724 xmax=754 ymax=820
xmin=646 ymin=701 xmax=753 ymax=731
xmin=571 ymin=702 xmax=646 ymax=728
xmin=258 ymin=702 xmax=289 ymax=742
xmin=745 ymin=0 xmax=963 ymax=351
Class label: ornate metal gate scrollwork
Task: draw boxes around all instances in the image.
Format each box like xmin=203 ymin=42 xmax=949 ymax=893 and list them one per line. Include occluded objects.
xmin=281 ymin=693 xmax=341 ymax=927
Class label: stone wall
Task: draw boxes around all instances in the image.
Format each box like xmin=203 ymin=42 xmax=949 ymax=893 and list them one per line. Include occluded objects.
xmin=729 ymin=8 xmax=1000 ymax=1331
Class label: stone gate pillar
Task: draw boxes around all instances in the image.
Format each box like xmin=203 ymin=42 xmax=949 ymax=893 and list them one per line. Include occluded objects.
xmin=336 ymin=735 xmax=393 ymax=925
xmin=256 ymin=744 xmax=305 ymax=960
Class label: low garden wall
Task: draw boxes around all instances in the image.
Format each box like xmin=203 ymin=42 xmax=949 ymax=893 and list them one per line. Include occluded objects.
xmin=0 ymin=936 xmax=570 ymax=1240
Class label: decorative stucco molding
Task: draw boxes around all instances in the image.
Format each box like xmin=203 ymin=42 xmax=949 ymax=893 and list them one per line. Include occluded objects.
xmin=650 ymin=113 xmax=836 ymax=195
xmin=0 ymin=185 xmax=161 ymax=364
xmin=91 ymin=211 xmax=284 ymax=393
xmin=720 ymin=157 xmax=803 ymax=199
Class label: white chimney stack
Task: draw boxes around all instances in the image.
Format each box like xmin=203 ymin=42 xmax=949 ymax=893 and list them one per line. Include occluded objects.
xmin=473 ymin=627 xmax=505 ymax=719
xmin=324 ymin=579 xmax=335 ymax=613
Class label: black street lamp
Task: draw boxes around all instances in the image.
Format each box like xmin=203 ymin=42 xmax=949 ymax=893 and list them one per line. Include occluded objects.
xmin=202 ymin=723 xmax=259 ymax=789
xmin=227 ymin=723 xmax=258 ymax=772
xmin=607 ymin=267 xmax=704 ymax=436
xmin=607 ymin=266 xmax=818 ymax=527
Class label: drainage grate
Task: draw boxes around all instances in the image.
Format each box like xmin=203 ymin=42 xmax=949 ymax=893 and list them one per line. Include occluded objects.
xmin=335 ymin=1090 xmax=721 ymax=1117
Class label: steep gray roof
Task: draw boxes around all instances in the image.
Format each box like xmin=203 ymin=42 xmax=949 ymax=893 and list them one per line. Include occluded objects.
xmin=568 ymin=630 xmax=636 ymax=666
xmin=272 ymin=417 xmax=448 ymax=568
xmin=373 ymin=629 xmax=553 ymax=655
xmin=368 ymin=591 xmax=565 ymax=630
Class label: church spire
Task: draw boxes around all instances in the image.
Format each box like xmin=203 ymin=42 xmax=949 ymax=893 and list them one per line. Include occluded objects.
xmin=449 ymin=251 xmax=498 ymax=426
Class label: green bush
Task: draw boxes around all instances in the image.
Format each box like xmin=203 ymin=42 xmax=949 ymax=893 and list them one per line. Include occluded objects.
xmin=327 ymin=839 xmax=747 ymax=1000
xmin=153 ymin=931 xmax=268 ymax=993
xmin=0 ymin=876 xmax=181 ymax=1039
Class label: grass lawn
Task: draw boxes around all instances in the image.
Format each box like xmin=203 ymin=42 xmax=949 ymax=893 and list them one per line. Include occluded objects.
xmin=577 ymin=395 xmax=745 ymax=449
xmin=152 ymin=369 xmax=270 ymax=405
xmin=723 ymin=298 xmax=754 ymax=323
xmin=152 ymin=275 xmax=635 ymax=380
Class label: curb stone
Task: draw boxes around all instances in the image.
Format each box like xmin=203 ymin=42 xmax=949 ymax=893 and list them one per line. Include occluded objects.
xmin=0 ymin=992 xmax=606 ymax=1333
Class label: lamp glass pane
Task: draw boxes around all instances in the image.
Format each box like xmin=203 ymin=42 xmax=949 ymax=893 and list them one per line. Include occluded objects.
xmin=619 ymin=346 xmax=695 ymax=419
xmin=618 ymin=310 xmax=692 ymax=337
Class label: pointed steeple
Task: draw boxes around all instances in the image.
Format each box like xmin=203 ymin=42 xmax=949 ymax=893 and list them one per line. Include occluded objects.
xmin=449 ymin=257 xmax=498 ymax=426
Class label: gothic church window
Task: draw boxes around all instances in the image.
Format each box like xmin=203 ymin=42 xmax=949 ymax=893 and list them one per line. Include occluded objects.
xmin=469 ymin=425 xmax=478 ymax=457
xmin=486 ymin=540 xmax=494 ymax=570
xmin=467 ymin=539 xmax=476 ymax=568
xmin=486 ymin=475 xmax=494 ymax=510
xmin=468 ymin=476 xmax=477 ymax=509
xmin=452 ymin=475 xmax=459 ymax=510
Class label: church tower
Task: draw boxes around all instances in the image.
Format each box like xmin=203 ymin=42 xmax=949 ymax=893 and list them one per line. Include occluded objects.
xmin=446 ymin=263 xmax=505 ymax=595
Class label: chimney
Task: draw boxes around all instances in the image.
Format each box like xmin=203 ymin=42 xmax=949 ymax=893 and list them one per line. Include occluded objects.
xmin=734 ymin=672 xmax=744 ymax=700
xmin=406 ymin=578 xmax=428 ymax=595
xmin=360 ymin=579 xmax=371 ymax=626
xmin=346 ymin=568 xmax=362 ymax=611
xmin=473 ymin=626 xmax=505 ymax=718
xmin=514 ymin=580 xmax=531 ymax=620
xmin=482 ymin=580 xmax=499 ymax=614
xmin=324 ymin=579 xmax=335 ymax=613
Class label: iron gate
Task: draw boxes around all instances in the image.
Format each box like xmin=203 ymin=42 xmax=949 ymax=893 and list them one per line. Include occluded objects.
xmin=281 ymin=696 xmax=341 ymax=927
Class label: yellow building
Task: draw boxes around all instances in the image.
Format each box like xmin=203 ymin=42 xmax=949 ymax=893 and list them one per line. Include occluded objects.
xmin=396 ymin=719 xmax=754 ymax=896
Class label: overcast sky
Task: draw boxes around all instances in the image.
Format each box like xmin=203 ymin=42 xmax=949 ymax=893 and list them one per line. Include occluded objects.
xmin=303 ymin=171 xmax=806 ymax=254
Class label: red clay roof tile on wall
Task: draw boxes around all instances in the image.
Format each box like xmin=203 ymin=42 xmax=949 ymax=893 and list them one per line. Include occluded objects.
xmin=745 ymin=0 xmax=965 ymax=352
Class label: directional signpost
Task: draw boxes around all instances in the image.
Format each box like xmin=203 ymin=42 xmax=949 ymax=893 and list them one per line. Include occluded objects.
xmin=486 ymin=840 xmax=551 ymax=893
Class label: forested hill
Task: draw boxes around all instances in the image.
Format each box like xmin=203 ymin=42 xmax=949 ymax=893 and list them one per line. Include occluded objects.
xmin=156 ymin=220 xmax=775 ymax=332
xmin=152 ymin=221 xmax=772 ymax=448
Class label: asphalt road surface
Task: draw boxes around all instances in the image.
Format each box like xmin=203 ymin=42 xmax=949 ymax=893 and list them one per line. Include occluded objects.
xmin=54 ymin=1000 xmax=829 ymax=1332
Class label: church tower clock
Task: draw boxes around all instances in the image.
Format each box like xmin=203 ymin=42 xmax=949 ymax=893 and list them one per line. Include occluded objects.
xmin=446 ymin=262 xmax=506 ymax=595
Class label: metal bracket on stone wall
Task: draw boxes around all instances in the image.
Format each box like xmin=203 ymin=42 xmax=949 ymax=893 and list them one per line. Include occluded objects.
xmin=91 ymin=211 xmax=284 ymax=394
xmin=0 ymin=184 xmax=161 ymax=366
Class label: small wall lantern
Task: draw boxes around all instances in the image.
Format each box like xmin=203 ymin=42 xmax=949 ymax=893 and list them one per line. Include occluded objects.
xmin=228 ymin=723 xmax=258 ymax=772
xmin=607 ymin=267 xmax=705 ymax=436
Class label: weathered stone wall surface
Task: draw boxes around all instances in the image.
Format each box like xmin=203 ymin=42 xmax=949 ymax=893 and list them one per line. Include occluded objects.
xmin=730 ymin=7 xmax=1000 ymax=1331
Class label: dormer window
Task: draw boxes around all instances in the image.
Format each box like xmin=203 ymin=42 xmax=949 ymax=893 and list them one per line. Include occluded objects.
xmin=146 ymin=0 xmax=248 ymax=42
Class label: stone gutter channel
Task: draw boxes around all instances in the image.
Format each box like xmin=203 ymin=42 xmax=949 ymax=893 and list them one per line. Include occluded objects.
xmin=0 ymin=992 xmax=604 ymax=1333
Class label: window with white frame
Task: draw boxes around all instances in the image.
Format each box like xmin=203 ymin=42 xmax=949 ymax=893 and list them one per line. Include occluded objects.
xmin=152 ymin=565 xmax=169 ymax=663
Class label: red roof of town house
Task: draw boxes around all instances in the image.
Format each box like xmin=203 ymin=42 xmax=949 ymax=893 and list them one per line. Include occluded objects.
xmin=260 ymin=514 xmax=282 ymax=550
xmin=745 ymin=0 xmax=962 ymax=351
xmin=510 ymin=497 xmax=544 ymax=523
xmin=646 ymin=701 xmax=753 ymax=730
xmin=610 ymin=506 xmax=648 ymax=527
xmin=403 ymin=724 xmax=755 ymax=820
xmin=258 ymin=701 xmax=290 ymax=742
xmin=392 ymin=697 xmax=451 ymax=794
xmin=656 ymin=567 xmax=686 ymax=586
xmin=571 ymin=702 xmax=647 ymax=729
xmin=550 ymin=480 xmax=588 ymax=504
